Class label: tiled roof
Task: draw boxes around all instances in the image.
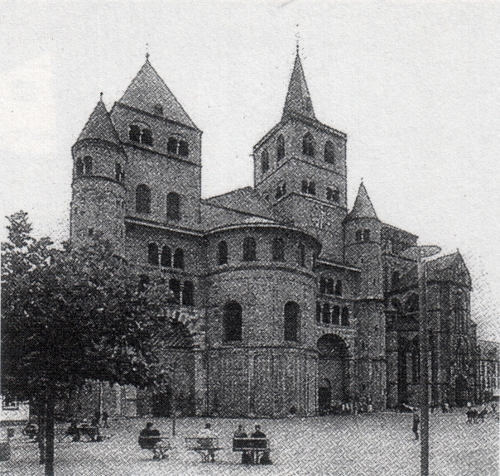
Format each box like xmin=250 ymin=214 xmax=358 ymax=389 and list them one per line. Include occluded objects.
xmin=77 ymin=99 xmax=120 ymax=145
xmin=119 ymin=59 xmax=197 ymax=129
xmin=348 ymin=183 xmax=378 ymax=220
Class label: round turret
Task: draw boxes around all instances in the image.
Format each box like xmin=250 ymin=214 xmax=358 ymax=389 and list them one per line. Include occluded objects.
xmin=70 ymin=98 xmax=127 ymax=256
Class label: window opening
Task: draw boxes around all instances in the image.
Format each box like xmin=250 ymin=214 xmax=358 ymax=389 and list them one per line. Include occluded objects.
xmin=161 ymin=245 xmax=172 ymax=267
xmin=167 ymin=192 xmax=181 ymax=220
xmin=173 ymin=248 xmax=184 ymax=269
xmin=169 ymin=278 xmax=181 ymax=304
xmin=303 ymin=132 xmax=314 ymax=156
xmin=325 ymin=140 xmax=335 ymax=164
xmin=332 ymin=306 xmax=340 ymax=325
xmin=223 ymin=301 xmax=242 ymax=341
xmin=284 ymin=301 xmax=300 ymax=342
xmin=148 ymin=243 xmax=159 ymax=266
xmin=261 ymin=149 xmax=269 ymax=173
xmin=182 ymin=281 xmax=194 ymax=306
xmin=136 ymin=184 xmax=151 ymax=214
xmin=243 ymin=237 xmax=256 ymax=262
xmin=277 ymin=134 xmax=285 ymax=161
xmin=341 ymin=307 xmax=349 ymax=326
xmin=298 ymin=242 xmax=306 ymax=267
xmin=322 ymin=303 xmax=330 ymax=324
xmin=272 ymin=237 xmax=285 ymax=262
xmin=83 ymin=156 xmax=93 ymax=175
xmin=76 ymin=158 xmax=84 ymax=177
xmin=335 ymin=280 xmax=342 ymax=297
xmin=218 ymin=240 xmax=228 ymax=265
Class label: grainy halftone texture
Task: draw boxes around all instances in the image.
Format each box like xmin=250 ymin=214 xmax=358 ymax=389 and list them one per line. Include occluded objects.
xmin=3 ymin=413 xmax=498 ymax=475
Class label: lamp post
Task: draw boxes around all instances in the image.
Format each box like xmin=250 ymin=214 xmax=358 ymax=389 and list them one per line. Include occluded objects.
xmin=401 ymin=245 xmax=441 ymax=476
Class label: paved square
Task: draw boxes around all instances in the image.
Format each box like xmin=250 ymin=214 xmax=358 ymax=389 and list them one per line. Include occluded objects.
xmin=2 ymin=412 xmax=498 ymax=475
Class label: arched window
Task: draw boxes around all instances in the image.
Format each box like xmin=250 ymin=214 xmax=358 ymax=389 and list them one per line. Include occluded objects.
xmin=326 ymin=187 xmax=340 ymax=202
xmin=355 ymin=230 xmax=363 ymax=242
xmin=182 ymin=281 xmax=194 ymax=306
xmin=223 ymin=301 xmax=242 ymax=341
xmin=303 ymin=132 xmax=314 ymax=156
xmin=167 ymin=192 xmax=181 ymax=220
xmin=322 ymin=303 xmax=330 ymax=324
xmin=83 ymin=156 xmax=93 ymax=175
xmin=218 ymin=240 xmax=228 ymax=265
xmin=284 ymin=301 xmax=300 ymax=342
xmin=243 ymin=237 xmax=256 ymax=262
xmin=324 ymin=140 xmax=335 ymax=164
xmin=341 ymin=307 xmax=349 ymax=326
xmin=298 ymin=242 xmax=306 ymax=267
xmin=335 ymin=280 xmax=342 ymax=297
xmin=115 ymin=162 xmax=124 ymax=182
xmin=272 ymin=237 xmax=285 ymax=262
xmin=326 ymin=279 xmax=334 ymax=295
xmin=363 ymin=229 xmax=371 ymax=242
xmin=332 ymin=306 xmax=340 ymax=325
xmin=277 ymin=134 xmax=285 ymax=161
xmin=169 ymin=278 xmax=181 ymax=304
xmin=167 ymin=137 xmax=178 ymax=154
xmin=261 ymin=150 xmax=269 ymax=173
xmin=178 ymin=140 xmax=189 ymax=156
xmin=136 ymin=184 xmax=151 ymax=214
xmin=391 ymin=271 xmax=400 ymax=290
xmin=129 ymin=125 xmax=141 ymax=142
xmin=76 ymin=158 xmax=84 ymax=177
xmin=173 ymin=248 xmax=184 ymax=269
xmin=316 ymin=302 xmax=322 ymax=323
xmin=161 ymin=245 xmax=171 ymax=267
xmin=319 ymin=277 xmax=327 ymax=294
xmin=148 ymin=243 xmax=159 ymax=265
xmin=141 ymin=128 xmax=153 ymax=146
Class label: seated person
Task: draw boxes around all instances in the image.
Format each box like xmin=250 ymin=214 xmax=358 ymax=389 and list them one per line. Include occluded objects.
xmin=250 ymin=425 xmax=267 ymax=464
xmin=67 ymin=419 xmax=80 ymax=442
xmin=139 ymin=422 xmax=166 ymax=459
xmin=197 ymin=423 xmax=217 ymax=462
xmin=23 ymin=420 xmax=39 ymax=439
xmin=233 ymin=425 xmax=250 ymax=463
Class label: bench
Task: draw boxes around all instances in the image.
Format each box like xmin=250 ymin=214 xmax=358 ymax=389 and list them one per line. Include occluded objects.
xmin=185 ymin=437 xmax=222 ymax=463
xmin=139 ymin=436 xmax=171 ymax=460
xmin=232 ymin=438 xmax=271 ymax=464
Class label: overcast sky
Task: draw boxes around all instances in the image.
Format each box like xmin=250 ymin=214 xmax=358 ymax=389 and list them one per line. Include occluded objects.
xmin=1 ymin=1 xmax=499 ymax=340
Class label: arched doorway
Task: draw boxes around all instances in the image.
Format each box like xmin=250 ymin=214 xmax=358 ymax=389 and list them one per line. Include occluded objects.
xmin=147 ymin=319 xmax=195 ymax=417
xmin=318 ymin=378 xmax=332 ymax=414
xmin=455 ymin=375 xmax=469 ymax=407
xmin=317 ymin=334 xmax=349 ymax=412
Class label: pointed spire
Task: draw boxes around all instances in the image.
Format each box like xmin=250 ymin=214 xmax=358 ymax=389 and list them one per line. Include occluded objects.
xmin=349 ymin=182 xmax=378 ymax=220
xmin=282 ymin=50 xmax=316 ymax=120
xmin=119 ymin=59 xmax=197 ymax=129
xmin=77 ymin=96 xmax=120 ymax=145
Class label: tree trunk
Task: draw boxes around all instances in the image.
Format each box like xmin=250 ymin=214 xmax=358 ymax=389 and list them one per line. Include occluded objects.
xmin=44 ymin=393 xmax=55 ymax=476
xmin=37 ymin=399 xmax=46 ymax=465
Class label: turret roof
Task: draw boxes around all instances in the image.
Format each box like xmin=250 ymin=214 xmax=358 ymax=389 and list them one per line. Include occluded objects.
xmin=119 ymin=58 xmax=197 ymax=129
xmin=348 ymin=183 xmax=378 ymax=220
xmin=282 ymin=51 xmax=316 ymax=120
xmin=77 ymin=98 xmax=120 ymax=145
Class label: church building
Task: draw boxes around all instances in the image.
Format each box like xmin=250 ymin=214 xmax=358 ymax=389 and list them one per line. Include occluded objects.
xmin=69 ymin=51 xmax=478 ymax=417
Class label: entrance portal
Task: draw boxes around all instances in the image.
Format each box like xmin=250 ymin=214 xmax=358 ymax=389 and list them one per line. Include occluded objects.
xmin=317 ymin=334 xmax=348 ymax=413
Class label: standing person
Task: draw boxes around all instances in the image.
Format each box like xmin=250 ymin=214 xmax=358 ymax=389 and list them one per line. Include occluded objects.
xmin=412 ymin=407 xmax=420 ymax=440
xmin=101 ymin=410 xmax=109 ymax=428
xmin=197 ymin=423 xmax=218 ymax=462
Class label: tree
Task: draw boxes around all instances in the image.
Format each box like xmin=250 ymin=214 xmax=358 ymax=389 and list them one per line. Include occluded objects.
xmin=1 ymin=212 xmax=173 ymax=475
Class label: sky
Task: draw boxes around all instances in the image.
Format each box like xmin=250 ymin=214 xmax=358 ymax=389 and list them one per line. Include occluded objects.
xmin=1 ymin=0 xmax=499 ymax=340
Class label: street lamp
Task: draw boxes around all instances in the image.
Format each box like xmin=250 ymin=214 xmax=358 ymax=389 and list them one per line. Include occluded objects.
xmin=401 ymin=245 xmax=441 ymax=476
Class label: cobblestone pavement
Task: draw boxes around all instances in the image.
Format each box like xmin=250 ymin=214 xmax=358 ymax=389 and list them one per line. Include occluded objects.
xmin=1 ymin=411 xmax=498 ymax=475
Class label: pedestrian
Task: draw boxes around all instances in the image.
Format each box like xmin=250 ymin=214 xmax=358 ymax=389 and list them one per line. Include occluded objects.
xmin=101 ymin=410 xmax=109 ymax=428
xmin=412 ymin=407 xmax=420 ymax=440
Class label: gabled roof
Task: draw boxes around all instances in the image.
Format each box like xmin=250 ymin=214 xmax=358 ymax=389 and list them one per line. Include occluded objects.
xmin=348 ymin=183 xmax=378 ymax=220
xmin=119 ymin=58 xmax=197 ymax=129
xmin=77 ymin=98 xmax=120 ymax=145
xmin=427 ymin=251 xmax=471 ymax=287
xmin=282 ymin=51 xmax=316 ymax=121
xmin=204 ymin=187 xmax=277 ymax=220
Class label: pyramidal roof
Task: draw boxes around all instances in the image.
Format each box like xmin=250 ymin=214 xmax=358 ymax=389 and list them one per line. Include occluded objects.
xmin=77 ymin=98 xmax=120 ymax=145
xmin=349 ymin=183 xmax=378 ymax=220
xmin=119 ymin=58 xmax=197 ymax=129
xmin=282 ymin=51 xmax=316 ymax=120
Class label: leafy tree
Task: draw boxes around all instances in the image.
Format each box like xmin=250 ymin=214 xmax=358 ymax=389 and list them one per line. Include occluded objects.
xmin=1 ymin=212 xmax=173 ymax=476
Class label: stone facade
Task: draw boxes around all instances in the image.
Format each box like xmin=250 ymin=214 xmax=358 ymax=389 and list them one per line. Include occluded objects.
xmin=69 ymin=51 xmax=479 ymax=418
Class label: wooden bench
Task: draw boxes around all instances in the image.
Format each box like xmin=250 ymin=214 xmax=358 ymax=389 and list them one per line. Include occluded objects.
xmin=185 ymin=437 xmax=222 ymax=463
xmin=139 ymin=436 xmax=171 ymax=460
xmin=232 ymin=438 xmax=270 ymax=464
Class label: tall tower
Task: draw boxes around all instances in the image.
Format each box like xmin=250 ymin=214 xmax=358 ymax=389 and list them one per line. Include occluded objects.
xmin=344 ymin=183 xmax=386 ymax=408
xmin=70 ymin=97 xmax=127 ymax=255
xmin=110 ymin=57 xmax=202 ymax=229
xmin=253 ymin=51 xmax=348 ymax=262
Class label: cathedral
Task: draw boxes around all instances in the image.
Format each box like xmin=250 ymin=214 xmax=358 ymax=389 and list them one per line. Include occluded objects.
xmin=69 ymin=51 xmax=479 ymax=418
